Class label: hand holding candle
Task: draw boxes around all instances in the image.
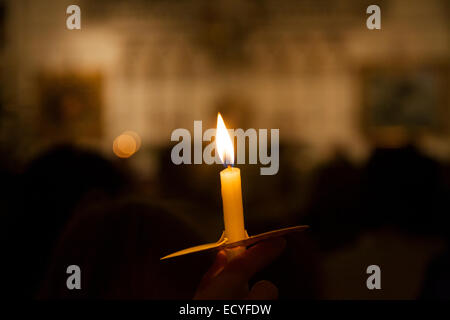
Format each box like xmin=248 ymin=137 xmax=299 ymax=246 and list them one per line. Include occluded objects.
xmin=194 ymin=237 xmax=286 ymax=300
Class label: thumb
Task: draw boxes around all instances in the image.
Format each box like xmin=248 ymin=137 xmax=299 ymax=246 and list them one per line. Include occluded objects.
xmin=196 ymin=250 xmax=228 ymax=291
xmin=247 ymin=280 xmax=279 ymax=300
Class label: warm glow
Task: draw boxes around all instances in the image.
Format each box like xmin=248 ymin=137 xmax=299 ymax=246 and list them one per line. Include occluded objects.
xmin=216 ymin=113 xmax=234 ymax=165
xmin=123 ymin=130 xmax=141 ymax=151
xmin=113 ymin=131 xmax=141 ymax=158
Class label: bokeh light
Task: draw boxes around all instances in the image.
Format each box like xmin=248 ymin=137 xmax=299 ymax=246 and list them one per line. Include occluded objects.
xmin=113 ymin=131 xmax=141 ymax=158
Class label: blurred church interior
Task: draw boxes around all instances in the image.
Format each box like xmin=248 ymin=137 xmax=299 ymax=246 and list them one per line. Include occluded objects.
xmin=0 ymin=0 xmax=449 ymax=299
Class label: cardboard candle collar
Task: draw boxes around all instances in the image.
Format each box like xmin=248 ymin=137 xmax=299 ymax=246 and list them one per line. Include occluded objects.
xmin=160 ymin=225 xmax=309 ymax=260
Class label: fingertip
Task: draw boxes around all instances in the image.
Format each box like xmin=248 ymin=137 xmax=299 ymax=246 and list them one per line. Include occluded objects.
xmin=204 ymin=249 xmax=228 ymax=281
xmin=216 ymin=249 xmax=228 ymax=264
xmin=217 ymin=249 xmax=227 ymax=258
xmin=247 ymin=280 xmax=279 ymax=300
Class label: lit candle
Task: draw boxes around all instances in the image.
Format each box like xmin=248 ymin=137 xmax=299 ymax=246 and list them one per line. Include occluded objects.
xmin=216 ymin=113 xmax=246 ymax=259
xmin=160 ymin=113 xmax=309 ymax=261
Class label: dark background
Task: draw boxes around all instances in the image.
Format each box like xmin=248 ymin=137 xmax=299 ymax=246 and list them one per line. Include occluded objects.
xmin=0 ymin=0 xmax=449 ymax=299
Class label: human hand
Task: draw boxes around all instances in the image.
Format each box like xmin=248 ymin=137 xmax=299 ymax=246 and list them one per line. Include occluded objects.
xmin=194 ymin=237 xmax=286 ymax=300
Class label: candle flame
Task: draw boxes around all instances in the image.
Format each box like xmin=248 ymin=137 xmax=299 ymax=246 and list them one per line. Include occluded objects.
xmin=216 ymin=113 xmax=234 ymax=165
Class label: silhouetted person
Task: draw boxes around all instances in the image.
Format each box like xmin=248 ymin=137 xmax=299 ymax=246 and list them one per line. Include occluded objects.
xmin=305 ymin=144 xmax=449 ymax=250
xmin=4 ymin=145 xmax=128 ymax=298
xmin=303 ymin=144 xmax=450 ymax=298
xmin=39 ymin=199 xmax=210 ymax=299
xmin=360 ymin=144 xmax=447 ymax=234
